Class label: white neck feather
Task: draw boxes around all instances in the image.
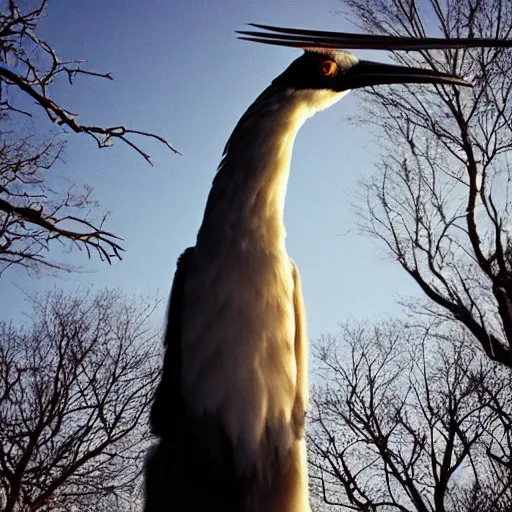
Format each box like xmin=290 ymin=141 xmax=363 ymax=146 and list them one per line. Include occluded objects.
xmin=197 ymin=87 xmax=349 ymax=250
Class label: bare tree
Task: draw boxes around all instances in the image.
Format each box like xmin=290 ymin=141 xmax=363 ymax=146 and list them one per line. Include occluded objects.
xmin=308 ymin=321 xmax=512 ymax=512
xmin=0 ymin=1 xmax=178 ymax=275
xmin=345 ymin=0 xmax=512 ymax=368
xmin=0 ymin=133 xmax=123 ymax=276
xmin=0 ymin=288 xmax=161 ymax=512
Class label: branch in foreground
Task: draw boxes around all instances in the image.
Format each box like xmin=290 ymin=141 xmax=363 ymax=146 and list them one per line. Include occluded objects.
xmin=0 ymin=197 xmax=123 ymax=264
xmin=0 ymin=65 xmax=181 ymax=165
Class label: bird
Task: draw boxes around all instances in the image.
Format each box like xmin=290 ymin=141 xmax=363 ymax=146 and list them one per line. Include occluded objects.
xmin=144 ymin=24 xmax=512 ymax=512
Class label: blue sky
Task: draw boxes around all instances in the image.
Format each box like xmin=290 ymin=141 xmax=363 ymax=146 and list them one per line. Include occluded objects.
xmin=0 ymin=0 xmax=420 ymax=339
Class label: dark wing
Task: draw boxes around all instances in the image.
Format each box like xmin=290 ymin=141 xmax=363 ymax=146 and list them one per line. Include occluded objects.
xmin=150 ymin=246 xmax=195 ymax=437
xmin=237 ymin=23 xmax=512 ymax=50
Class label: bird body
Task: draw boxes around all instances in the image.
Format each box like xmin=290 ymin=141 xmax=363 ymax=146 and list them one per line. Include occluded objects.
xmin=183 ymin=81 xmax=351 ymax=472
xmin=143 ymin=26 xmax=502 ymax=511
xmin=146 ymin=69 xmax=349 ymax=512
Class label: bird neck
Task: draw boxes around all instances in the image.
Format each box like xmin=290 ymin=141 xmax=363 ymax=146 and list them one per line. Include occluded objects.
xmin=197 ymin=86 xmax=313 ymax=251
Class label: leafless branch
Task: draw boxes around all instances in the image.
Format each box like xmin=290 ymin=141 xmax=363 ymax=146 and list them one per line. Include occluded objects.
xmin=309 ymin=321 xmax=512 ymax=511
xmin=348 ymin=0 xmax=512 ymax=368
xmin=0 ymin=288 xmax=161 ymax=512
xmin=0 ymin=0 xmax=181 ymax=276
xmin=0 ymin=1 xmax=179 ymax=162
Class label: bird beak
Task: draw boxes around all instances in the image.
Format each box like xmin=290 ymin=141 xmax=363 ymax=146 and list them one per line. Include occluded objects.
xmin=339 ymin=59 xmax=472 ymax=90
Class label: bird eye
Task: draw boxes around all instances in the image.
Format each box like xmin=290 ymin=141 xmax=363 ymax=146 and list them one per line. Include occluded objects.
xmin=319 ymin=60 xmax=338 ymax=77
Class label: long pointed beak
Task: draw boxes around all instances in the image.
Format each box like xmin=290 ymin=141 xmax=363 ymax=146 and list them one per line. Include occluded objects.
xmin=238 ymin=23 xmax=512 ymax=50
xmin=341 ymin=60 xmax=472 ymax=89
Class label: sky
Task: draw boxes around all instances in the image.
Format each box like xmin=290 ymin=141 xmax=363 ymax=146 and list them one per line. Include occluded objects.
xmin=0 ymin=0 xmax=421 ymax=340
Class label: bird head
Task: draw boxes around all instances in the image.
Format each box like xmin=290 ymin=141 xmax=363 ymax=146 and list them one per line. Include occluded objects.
xmin=272 ymin=49 xmax=471 ymax=93
xmin=265 ymin=48 xmax=470 ymax=114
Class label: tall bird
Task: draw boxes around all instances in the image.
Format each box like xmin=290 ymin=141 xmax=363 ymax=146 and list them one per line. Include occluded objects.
xmin=145 ymin=25 xmax=512 ymax=512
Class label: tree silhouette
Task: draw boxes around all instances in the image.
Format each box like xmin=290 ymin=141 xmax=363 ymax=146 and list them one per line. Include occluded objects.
xmin=0 ymin=1 xmax=178 ymax=275
xmin=0 ymin=288 xmax=160 ymax=511
xmin=350 ymin=0 xmax=512 ymax=367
